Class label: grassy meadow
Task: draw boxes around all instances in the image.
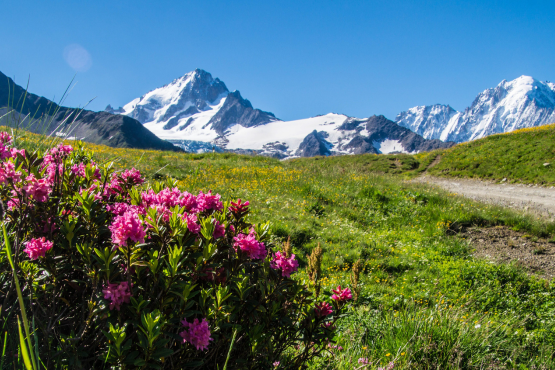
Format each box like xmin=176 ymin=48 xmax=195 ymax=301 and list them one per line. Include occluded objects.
xmin=7 ymin=128 xmax=555 ymax=369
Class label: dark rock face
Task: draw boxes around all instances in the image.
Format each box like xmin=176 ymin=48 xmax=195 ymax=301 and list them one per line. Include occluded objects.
xmin=208 ymin=90 xmax=279 ymax=134
xmin=344 ymin=135 xmax=379 ymax=154
xmin=295 ymin=130 xmax=332 ymax=157
xmin=364 ymin=115 xmax=454 ymax=153
xmin=0 ymin=71 xmax=180 ymax=152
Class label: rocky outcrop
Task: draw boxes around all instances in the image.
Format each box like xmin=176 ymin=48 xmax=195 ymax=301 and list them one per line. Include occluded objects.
xmin=295 ymin=130 xmax=332 ymax=157
xmin=207 ymin=90 xmax=278 ymax=134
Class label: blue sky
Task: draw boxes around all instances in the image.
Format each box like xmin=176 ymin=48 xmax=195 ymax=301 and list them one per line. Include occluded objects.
xmin=1 ymin=0 xmax=554 ymax=121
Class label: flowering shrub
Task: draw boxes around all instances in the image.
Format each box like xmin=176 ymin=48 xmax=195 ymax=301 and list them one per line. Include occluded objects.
xmin=0 ymin=136 xmax=349 ymax=369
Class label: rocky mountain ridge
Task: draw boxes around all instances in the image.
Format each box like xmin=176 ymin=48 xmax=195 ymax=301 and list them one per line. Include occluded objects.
xmin=396 ymin=76 xmax=555 ymax=142
xmin=112 ymin=69 xmax=453 ymax=157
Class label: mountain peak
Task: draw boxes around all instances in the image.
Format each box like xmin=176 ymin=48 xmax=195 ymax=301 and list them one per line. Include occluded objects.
xmin=397 ymin=76 xmax=555 ymax=142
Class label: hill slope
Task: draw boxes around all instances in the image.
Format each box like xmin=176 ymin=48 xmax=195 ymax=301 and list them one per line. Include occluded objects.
xmin=0 ymin=71 xmax=180 ymax=151
xmin=417 ymin=124 xmax=555 ymax=184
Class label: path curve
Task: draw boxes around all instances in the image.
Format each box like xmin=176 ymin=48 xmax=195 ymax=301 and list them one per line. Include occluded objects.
xmin=412 ymin=176 xmax=555 ymax=220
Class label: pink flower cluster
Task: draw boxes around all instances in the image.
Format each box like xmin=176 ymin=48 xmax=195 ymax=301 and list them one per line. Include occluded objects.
xmin=358 ymin=358 xmax=370 ymax=365
xmin=212 ymin=219 xmax=225 ymax=239
xmin=23 ymin=174 xmax=52 ymax=202
xmin=109 ymin=211 xmax=146 ymax=248
xmin=196 ymin=190 xmax=223 ymax=213
xmin=71 ymin=163 xmax=86 ymax=178
xmin=270 ymin=251 xmax=299 ymax=278
xmin=102 ymin=281 xmax=132 ymax=311
xmin=331 ymin=286 xmax=352 ymax=302
xmin=229 ymin=198 xmax=249 ymax=215
xmin=314 ymin=302 xmax=333 ymax=318
xmin=180 ymin=318 xmax=212 ymax=351
xmin=0 ymin=161 xmax=22 ymax=185
xmin=0 ymin=133 xmax=24 ymax=161
xmin=23 ymin=237 xmax=53 ymax=260
xmin=121 ymin=168 xmax=144 ymax=185
xmin=233 ymin=229 xmax=267 ymax=260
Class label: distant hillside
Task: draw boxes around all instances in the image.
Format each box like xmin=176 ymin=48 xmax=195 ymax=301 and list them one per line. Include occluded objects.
xmin=417 ymin=124 xmax=555 ymax=184
xmin=0 ymin=71 xmax=180 ymax=152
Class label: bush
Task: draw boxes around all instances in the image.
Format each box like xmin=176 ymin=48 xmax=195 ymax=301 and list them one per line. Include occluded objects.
xmin=0 ymin=135 xmax=351 ymax=369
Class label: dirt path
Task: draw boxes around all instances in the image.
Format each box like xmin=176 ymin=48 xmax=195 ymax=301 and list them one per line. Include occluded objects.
xmin=413 ymin=175 xmax=555 ymax=220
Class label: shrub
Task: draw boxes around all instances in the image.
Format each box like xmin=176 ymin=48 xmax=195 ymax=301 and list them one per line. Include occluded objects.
xmin=0 ymin=136 xmax=349 ymax=369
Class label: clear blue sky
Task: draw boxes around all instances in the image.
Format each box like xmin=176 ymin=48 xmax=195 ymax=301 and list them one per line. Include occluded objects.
xmin=1 ymin=0 xmax=553 ymax=121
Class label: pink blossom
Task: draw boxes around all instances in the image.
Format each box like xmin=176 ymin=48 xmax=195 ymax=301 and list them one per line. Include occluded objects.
xmin=314 ymin=302 xmax=333 ymax=318
xmin=7 ymin=197 xmax=20 ymax=210
xmin=358 ymin=358 xmax=370 ymax=365
xmin=71 ymin=163 xmax=86 ymax=177
xmin=0 ymin=133 xmax=13 ymax=160
xmin=0 ymin=161 xmax=22 ymax=184
xmin=270 ymin=251 xmax=299 ymax=278
xmin=331 ymin=286 xmax=352 ymax=302
xmin=212 ymin=220 xmax=225 ymax=239
xmin=48 ymin=143 xmax=73 ymax=159
xmin=229 ymin=199 xmax=249 ymax=214
xmin=179 ymin=191 xmax=198 ymax=212
xmin=109 ymin=211 xmax=146 ymax=248
xmin=23 ymin=237 xmax=53 ymax=260
xmin=233 ymin=229 xmax=267 ymax=260
xmin=121 ymin=168 xmax=144 ymax=185
xmin=45 ymin=163 xmax=63 ymax=183
xmin=183 ymin=213 xmax=201 ymax=234
xmin=23 ymin=174 xmax=52 ymax=202
xmin=273 ymin=362 xmax=280 ymax=368
xmin=102 ymin=281 xmax=132 ymax=311
xmin=196 ymin=190 xmax=223 ymax=213
xmin=180 ymin=318 xmax=212 ymax=351
xmin=10 ymin=148 xmax=25 ymax=158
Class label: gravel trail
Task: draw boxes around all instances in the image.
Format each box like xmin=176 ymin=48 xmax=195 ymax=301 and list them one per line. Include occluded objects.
xmin=413 ymin=176 xmax=555 ymax=220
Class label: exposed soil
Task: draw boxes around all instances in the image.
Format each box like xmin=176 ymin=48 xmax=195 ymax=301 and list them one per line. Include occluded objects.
xmin=461 ymin=226 xmax=555 ymax=280
xmin=413 ymin=175 xmax=555 ymax=220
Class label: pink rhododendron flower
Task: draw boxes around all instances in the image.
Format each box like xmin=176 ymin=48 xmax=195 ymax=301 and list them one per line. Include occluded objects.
xmin=212 ymin=220 xmax=225 ymax=239
xmin=0 ymin=161 xmax=22 ymax=185
xmin=233 ymin=229 xmax=267 ymax=260
xmin=109 ymin=211 xmax=146 ymax=248
xmin=179 ymin=191 xmax=198 ymax=212
xmin=48 ymin=143 xmax=73 ymax=159
xmin=180 ymin=318 xmax=212 ymax=351
xmin=45 ymin=163 xmax=64 ymax=183
xmin=71 ymin=163 xmax=86 ymax=177
xmin=24 ymin=237 xmax=53 ymax=260
xmin=331 ymin=286 xmax=352 ymax=302
xmin=196 ymin=190 xmax=222 ymax=213
xmin=0 ymin=133 xmax=13 ymax=160
xmin=102 ymin=281 xmax=132 ymax=310
xmin=7 ymin=197 xmax=20 ymax=210
xmin=229 ymin=199 xmax=249 ymax=214
xmin=270 ymin=251 xmax=299 ymax=278
xmin=314 ymin=302 xmax=333 ymax=318
xmin=23 ymin=174 xmax=52 ymax=202
xmin=121 ymin=168 xmax=144 ymax=185
xmin=183 ymin=213 xmax=200 ymax=234
xmin=10 ymin=148 xmax=25 ymax=158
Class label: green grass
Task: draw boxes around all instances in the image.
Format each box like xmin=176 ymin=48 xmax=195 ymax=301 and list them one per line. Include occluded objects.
xmin=7 ymin=129 xmax=555 ymax=368
xmin=418 ymin=123 xmax=555 ymax=184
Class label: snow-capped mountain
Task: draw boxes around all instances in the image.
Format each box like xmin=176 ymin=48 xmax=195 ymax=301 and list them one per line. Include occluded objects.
xmin=396 ymin=76 xmax=555 ymax=142
xmin=107 ymin=69 xmax=279 ymax=142
xmin=108 ymin=69 xmax=453 ymax=157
